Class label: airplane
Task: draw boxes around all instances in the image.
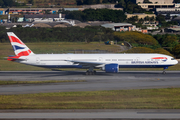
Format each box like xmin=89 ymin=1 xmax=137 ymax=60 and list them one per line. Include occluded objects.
xmin=6 ymin=32 xmax=178 ymax=75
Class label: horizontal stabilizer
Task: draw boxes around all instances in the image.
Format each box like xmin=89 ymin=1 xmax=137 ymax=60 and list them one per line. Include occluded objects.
xmin=6 ymin=56 xmax=26 ymax=61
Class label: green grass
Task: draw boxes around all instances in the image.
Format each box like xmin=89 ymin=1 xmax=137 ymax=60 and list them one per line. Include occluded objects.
xmin=0 ymin=80 xmax=85 ymax=85
xmin=0 ymin=88 xmax=180 ymax=109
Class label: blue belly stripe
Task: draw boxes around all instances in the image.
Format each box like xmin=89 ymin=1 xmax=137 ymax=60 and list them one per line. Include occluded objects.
xmin=35 ymin=64 xmax=173 ymax=69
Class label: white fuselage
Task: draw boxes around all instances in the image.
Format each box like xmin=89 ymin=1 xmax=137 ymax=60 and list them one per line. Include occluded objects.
xmin=17 ymin=53 xmax=178 ymax=69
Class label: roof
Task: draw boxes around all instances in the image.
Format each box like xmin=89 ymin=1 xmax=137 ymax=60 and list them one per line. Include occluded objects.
xmin=54 ymin=24 xmax=67 ymax=27
xmin=9 ymin=8 xmax=60 ymax=11
xmin=32 ymin=23 xmax=52 ymax=28
xmin=24 ymin=14 xmax=65 ymax=18
xmin=157 ymin=11 xmax=180 ymax=14
xmin=173 ymin=16 xmax=180 ymax=20
xmin=168 ymin=27 xmax=180 ymax=31
xmin=64 ymin=8 xmax=79 ymax=11
xmin=75 ymin=23 xmax=91 ymax=28
xmin=101 ymin=23 xmax=132 ymax=28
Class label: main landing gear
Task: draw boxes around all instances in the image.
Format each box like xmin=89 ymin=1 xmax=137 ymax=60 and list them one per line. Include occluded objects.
xmin=86 ymin=67 xmax=96 ymax=75
xmin=86 ymin=70 xmax=96 ymax=75
xmin=162 ymin=67 xmax=168 ymax=74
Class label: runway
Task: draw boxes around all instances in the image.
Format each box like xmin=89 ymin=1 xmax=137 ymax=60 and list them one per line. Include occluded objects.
xmin=0 ymin=71 xmax=180 ymax=94
xmin=1 ymin=109 xmax=180 ymax=119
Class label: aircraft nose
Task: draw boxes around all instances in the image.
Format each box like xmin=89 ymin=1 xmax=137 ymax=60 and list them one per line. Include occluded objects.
xmin=175 ymin=59 xmax=179 ymax=64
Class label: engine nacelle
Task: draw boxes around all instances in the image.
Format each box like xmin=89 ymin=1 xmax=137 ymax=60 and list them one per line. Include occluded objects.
xmin=104 ymin=64 xmax=119 ymax=73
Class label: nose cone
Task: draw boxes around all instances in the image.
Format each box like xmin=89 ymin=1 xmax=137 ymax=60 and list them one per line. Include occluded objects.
xmin=175 ymin=59 xmax=179 ymax=65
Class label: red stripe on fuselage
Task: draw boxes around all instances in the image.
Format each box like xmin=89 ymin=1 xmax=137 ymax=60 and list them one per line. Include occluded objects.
xmin=152 ymin=57 xmax=167 ymax=59
xmin=8 ymin=36 xmax=25 ymax=45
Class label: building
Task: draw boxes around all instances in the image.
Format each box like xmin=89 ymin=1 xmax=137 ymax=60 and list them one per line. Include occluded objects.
xmin=136 ymin=0 xmax=173 ymax=4
xmin=82 ymin=4 xmax=123 ymax=11
xmin=136 ymin=0 xmax=174 ymax=9
xmin=8 ymin=8 xmax=60 ymax=15
xmin=24 ymin=14 xmax=65 ymax=22
xmin=101 ymin=23 xmax=136 ymax=31
xmin=157 ymin=11 xmax=180 ymax=17
xmin=0 ymin=8 xmax=8 ymax=15
xmin=101 ymin=23 xmax=148 ymax=33
xmin=138 ymin=3 xmax=174 ymax=9
xmin=156 ymin=7 xmax=180 ymax=12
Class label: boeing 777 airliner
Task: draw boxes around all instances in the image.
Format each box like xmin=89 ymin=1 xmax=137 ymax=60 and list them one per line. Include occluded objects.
xmin=7 ymin=32 xmax=178 ymax=75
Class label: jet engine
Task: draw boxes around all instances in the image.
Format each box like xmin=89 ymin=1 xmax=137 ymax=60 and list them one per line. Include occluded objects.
xmin=102 ymin=64 xmax=119 ymax=73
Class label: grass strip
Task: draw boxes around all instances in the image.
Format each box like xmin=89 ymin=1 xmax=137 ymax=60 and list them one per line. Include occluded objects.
xmin=0 ymin=88 xmax=180 ymax=109
xmin=0 ymin=80 xmax=85 ymax=85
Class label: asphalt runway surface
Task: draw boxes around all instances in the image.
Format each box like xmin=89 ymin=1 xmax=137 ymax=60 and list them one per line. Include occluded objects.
xmin=0 ymin=71 xmax=180 ymax=95
xmin=1 ymin=109 xmax=180 ymax=119
xmin=1 ymin=71 xmax=180 ymax=119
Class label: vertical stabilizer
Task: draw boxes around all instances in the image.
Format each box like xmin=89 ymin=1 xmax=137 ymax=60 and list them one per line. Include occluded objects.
xmin=7 ymin=32 xmax=34 ymax=56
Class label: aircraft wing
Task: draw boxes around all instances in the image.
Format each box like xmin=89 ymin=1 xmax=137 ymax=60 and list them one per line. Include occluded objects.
xmin=65 ymin=60 xmax=104 ymax=68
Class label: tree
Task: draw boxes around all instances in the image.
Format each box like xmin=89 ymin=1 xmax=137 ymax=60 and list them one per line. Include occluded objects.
xmin=156 ymin=14 xmax=166 ymax=23
xmin=173 ymin=44 xmax=180 ymax=58
xmin=154 ymin=48 xmax=173 ymax=57
xmin=149 ymin=16 xmax=155 ymax=22
xmin=174 ymin=0 xmax=180 ymax=3
xmin=143 ymin=0 xmax=152 ymax=3
xmin=138 ymin=18 xmax=144 ymax=24
xmin=113 ymin=31 xmax=160 ymax=49
xmin=76 ymin=0 xmax=83 ymax=5
xmin=83 ymin=0 xmax=96 ymax=4
xmin=127 ymin=16 xmax=138 ymax=23
xmin=3 ymin=0 xmax=14 ymax=7
xmin=64 ymin=9 xmax=126 ymax=22
xmin=0 ymin=0 xmax=4 ymax=6
xmin=162 ymin=35 xmax=178 ymax=52
xmin=29 ymin=0 xmax=34 ymax=5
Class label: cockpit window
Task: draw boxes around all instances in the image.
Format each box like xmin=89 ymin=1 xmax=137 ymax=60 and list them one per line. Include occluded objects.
xmin=171 ymin=58 xmax=175 ymax=60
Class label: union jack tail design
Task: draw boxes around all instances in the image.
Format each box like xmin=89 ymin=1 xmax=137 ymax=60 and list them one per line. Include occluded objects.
xmin=7 ymin=32 xmax=34 ymax=57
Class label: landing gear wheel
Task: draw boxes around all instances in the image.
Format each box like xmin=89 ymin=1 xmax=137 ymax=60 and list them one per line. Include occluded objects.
xmin=86 ymin=70 xmax=89 ymax=75
xmin=93 ymin=70 xmax=96 ymax=75
xmin=89 ymin=71 xmax=93 ymax=75
xmin=162 ymin=67 xmax=168 ymax=74
xmin=162 ymin=71 xmax=166 ymax=74
xmin=85 ymin=70 xmax=96 ymax=75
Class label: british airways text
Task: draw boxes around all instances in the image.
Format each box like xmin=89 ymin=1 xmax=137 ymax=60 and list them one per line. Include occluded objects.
xmin=131 ymin=61 xmax=158 ymax=64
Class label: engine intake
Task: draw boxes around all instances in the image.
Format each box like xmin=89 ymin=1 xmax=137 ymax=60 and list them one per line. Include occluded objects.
xmin=104 ymin=64 xmax=119 ymax=73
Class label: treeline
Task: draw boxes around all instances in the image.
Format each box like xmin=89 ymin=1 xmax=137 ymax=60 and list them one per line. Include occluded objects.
xmin=1 ymin=26 xmax=114 ymax=43
xmin=0 ymin=0 xmax=24 ymax=7
xmin=76 ymin=0 xmax=119 ymax=5
xmin=63 ymin=9 xmax=126 ymax=22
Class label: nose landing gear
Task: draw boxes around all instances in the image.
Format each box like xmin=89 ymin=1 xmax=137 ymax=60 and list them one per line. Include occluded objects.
xmin=162 ymin=67 xmax=168 ymax=74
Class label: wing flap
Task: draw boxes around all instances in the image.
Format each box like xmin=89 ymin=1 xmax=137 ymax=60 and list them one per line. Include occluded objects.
xmin=65 ymin=60 xmax=104 ymax=68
